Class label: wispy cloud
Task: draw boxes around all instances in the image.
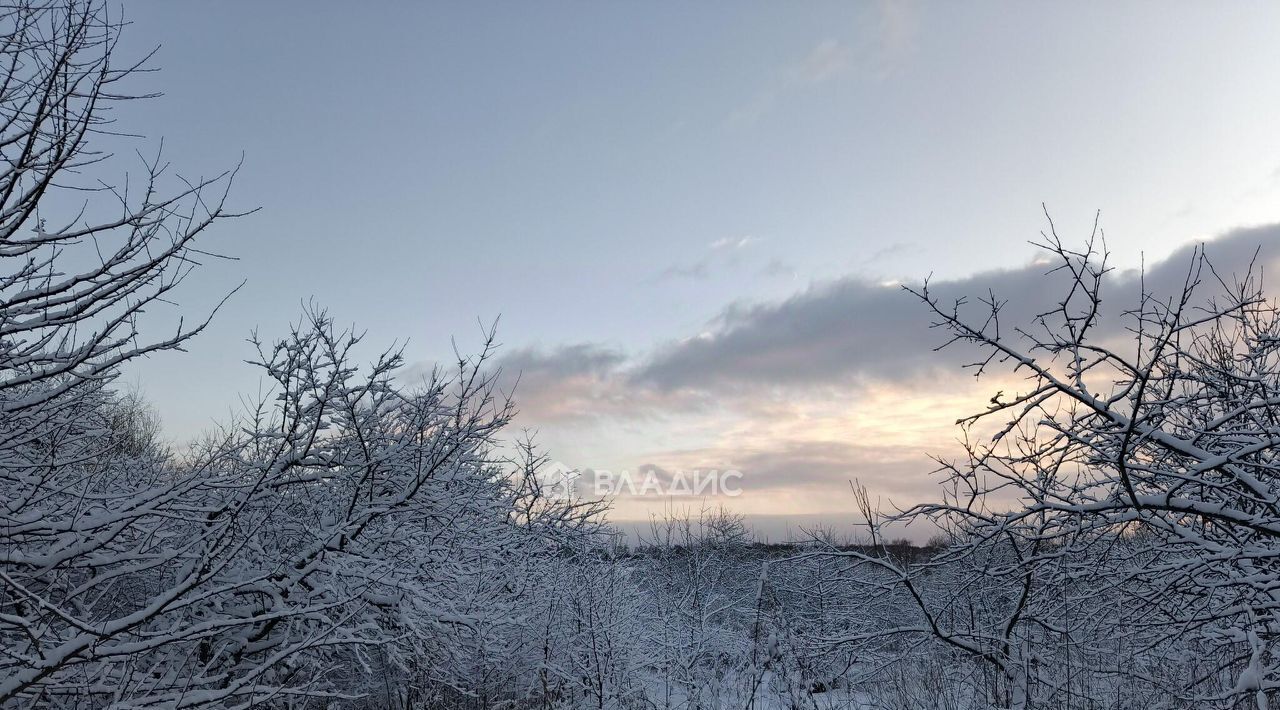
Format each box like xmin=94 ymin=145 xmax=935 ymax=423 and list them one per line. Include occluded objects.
xmin=729 ymin=39 xmax=851 ymax=127
xmin=868 ymin=0 xmax=918 ymax=78
xmin=729 ymin=0 xmax=919 ymax=126
xmin=710 ymin=235 xmax=757 ymax=251
xmin=650 ymin=235 xmax=760 ymax=283
xmin=787 ymin=39 xmax=851 ymax=85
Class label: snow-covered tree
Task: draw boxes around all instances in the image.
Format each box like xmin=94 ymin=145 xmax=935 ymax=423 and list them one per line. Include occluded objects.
xmin=799 ymin=228 xmax=1280 ymax=709
xmin=0 ymin=4 xmax=607 ymax=706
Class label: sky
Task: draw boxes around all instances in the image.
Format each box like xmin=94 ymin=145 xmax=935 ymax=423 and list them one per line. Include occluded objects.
xmin=102 ymin=1 xmax=1280 ymax=537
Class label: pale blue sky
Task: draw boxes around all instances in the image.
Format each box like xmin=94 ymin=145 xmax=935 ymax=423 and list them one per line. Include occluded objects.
xmin=106 ymin=2 xmax=1280 ymax=520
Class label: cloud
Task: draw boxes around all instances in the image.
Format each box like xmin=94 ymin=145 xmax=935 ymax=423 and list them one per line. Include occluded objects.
xmin=634 ymin=225 xmax=1280 ymax=393
xmin=493 ymin=343 xmax=706 ymax=423
xmin=501 ymin=343 xmax=624 ymax=383
xmin=485 ymin=224 xmax=1280 ymax=426
xmin=635 ymin=276 xmax=939 ymax=390
xmin=650 ymin=235 xmax=759 ymax=283
xmin=494 ymin=343 xmax=623 ymax=420
xmin=414 ymin=224 xmax=1280 ymax=518
xmin=710 ymin=235 xmax=757 ymax=251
